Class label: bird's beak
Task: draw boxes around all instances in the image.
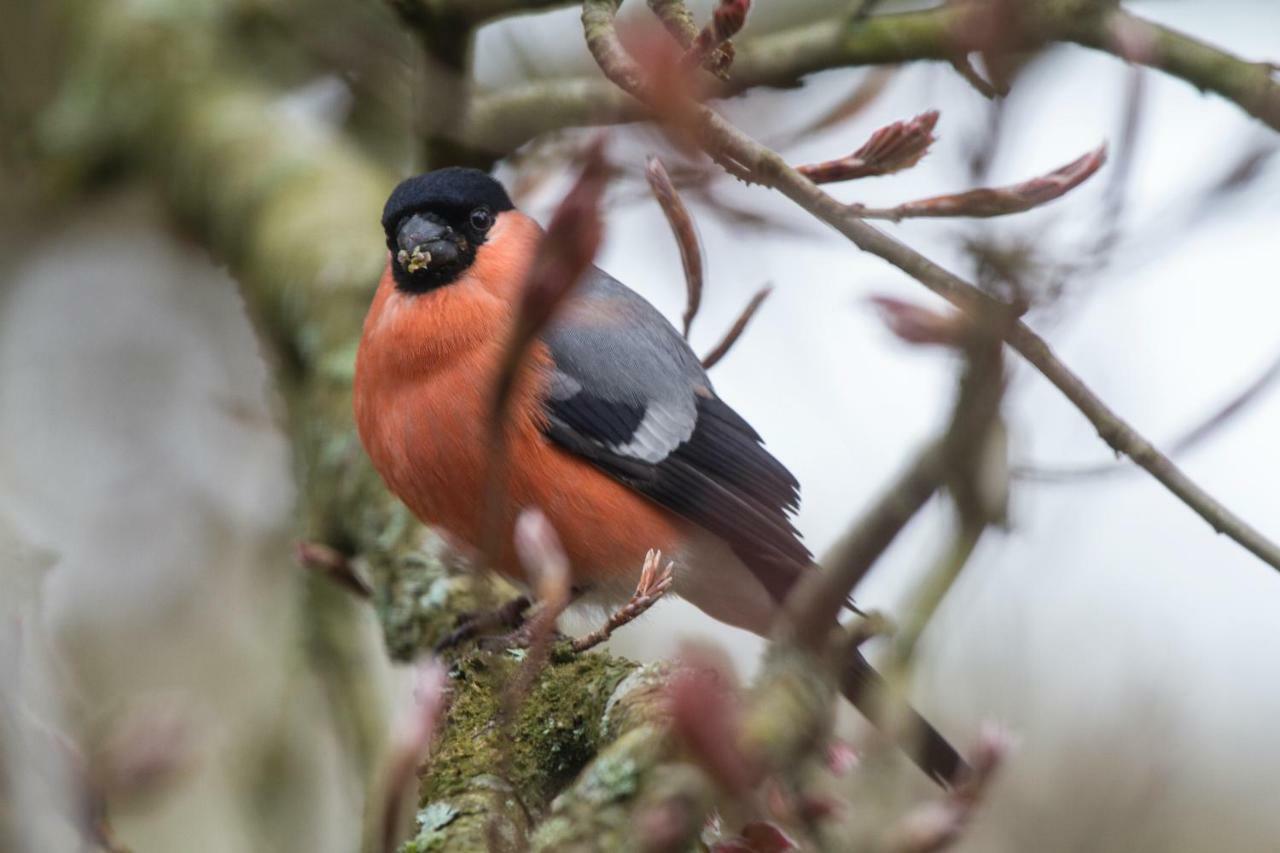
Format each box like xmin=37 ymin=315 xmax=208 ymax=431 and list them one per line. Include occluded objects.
xmin=395 ymin=213 xmax=463 ymax=274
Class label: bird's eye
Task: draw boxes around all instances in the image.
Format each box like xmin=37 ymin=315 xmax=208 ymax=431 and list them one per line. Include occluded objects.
xmin=469 ymin=207 xmax=493 ymax=233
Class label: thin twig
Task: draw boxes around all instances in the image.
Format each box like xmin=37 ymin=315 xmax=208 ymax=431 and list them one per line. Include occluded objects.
xmin=645 ymin=156 xmax=704 ymax=339
xmin=681 ymin=0 xmax=750 ymax=77
xmin=700 ymin=285 xmax=771 ymax=369
xmin=1071 ymin=10 xmax=1280 ymax=133
xmin=768 ymin=67 xmax=897 ymax=149
xmin=949 ymin=53 xmax=1004 ymax=99
xmin=294 ymin=540 xmax=372 ymax=597
xmin=571 ymin=549 xmax=674 ymax=652
xmin=1020 ymin=347 xmax=1280 ymax=482
xmin=582 ymin=0 xmax=1280 ymax=575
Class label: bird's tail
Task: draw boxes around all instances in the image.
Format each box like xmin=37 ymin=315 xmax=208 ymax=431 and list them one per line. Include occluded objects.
xmin=840 ymin=648 xmax=968 ymax=786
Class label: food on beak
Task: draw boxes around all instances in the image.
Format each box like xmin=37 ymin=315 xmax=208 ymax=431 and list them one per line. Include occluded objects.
xmin=395 ymin=212 xmax=464 ymax=274
xmin=396 ymin=246 xmax=433 ymax=273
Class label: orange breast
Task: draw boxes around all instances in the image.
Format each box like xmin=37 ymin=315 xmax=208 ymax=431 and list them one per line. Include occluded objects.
xmin=353 ymin=212 xmax=684 ymax=591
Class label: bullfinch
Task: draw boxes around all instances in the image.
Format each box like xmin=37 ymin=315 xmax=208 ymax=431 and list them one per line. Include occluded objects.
xmin=353 ymin=167 xmax=965 ymax=784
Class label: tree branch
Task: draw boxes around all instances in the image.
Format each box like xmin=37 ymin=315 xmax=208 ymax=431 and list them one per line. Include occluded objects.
xmin=394 ymin=0 xmax=576 ymax=27
xmin=467 ymin=3 xmax=1279 ymax=157
xmin=1072 ymin=9 xmax=1280 ymax=134
xmin=581 ymin=0 xmax=1280 ymax=575
xmin=463 ymin=7 xmax=960 ymax=155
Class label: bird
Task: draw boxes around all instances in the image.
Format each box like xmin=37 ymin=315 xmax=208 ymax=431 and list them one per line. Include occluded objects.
xmin=354 ymin=166 xmax=966 ymax=785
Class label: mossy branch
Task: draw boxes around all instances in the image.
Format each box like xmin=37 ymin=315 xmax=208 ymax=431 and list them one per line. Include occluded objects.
xmin=42 ymin=2 xmax=676 ymax=849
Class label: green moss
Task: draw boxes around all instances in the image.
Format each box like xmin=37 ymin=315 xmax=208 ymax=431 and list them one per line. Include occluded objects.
xmin=421 ymin=651 xmax=636 ymax=814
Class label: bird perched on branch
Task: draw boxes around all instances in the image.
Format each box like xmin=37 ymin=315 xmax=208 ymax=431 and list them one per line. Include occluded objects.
xmin=354 ymin=166 xmax=966 ymax=785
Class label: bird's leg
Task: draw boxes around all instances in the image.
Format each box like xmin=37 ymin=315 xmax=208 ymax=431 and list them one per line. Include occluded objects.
xmin=433 ymin=594 xmax=532 ymax=653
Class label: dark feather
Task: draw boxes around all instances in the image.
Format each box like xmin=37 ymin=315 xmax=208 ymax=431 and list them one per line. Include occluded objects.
xmin=545 ymin=391 xmax=812 ymax=602
xmin=539 ymin=265 xmax=813 ymax=603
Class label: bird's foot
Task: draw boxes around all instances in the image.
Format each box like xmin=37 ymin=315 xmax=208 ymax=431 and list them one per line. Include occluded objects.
xmin=433 ymin=594 xmax=531 ymax=654
xmin=476 ymin=620 xmax=542 ymax=652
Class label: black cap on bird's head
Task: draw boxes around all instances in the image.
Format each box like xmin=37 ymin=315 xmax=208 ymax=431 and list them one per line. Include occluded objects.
xmin=382 ymin=167 xmax=516 ymax=293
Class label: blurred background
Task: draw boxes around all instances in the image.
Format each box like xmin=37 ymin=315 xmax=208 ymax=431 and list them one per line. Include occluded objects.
xmin=2 ymin=0 xmax=1278 ymax=850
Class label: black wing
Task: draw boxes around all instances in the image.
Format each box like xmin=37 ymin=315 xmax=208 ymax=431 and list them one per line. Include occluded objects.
xmin=540 ymin=268 xmax=811 ymax=602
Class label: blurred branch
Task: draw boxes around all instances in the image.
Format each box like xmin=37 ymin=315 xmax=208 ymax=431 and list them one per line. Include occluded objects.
xmin=782 ymin=444 xmax=944 ymax=651
xmin=483 ymin=140 xmax=608 ymax=564
xmin=880 ymin=726 xmax=1006 ymax=853
xmin=394 ymin=0 xmax=575 ymax=26
xmin=582 ymin=0 xmax=1280 ymax=575
xmin=1072 ymin=9 xmax=1280 ymax=134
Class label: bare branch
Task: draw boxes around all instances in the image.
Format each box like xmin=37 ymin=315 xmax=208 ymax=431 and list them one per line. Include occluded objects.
xmin=1021 ymin=347 xmax=1280 ymax=482
xmin=294 ymin=540 xmax=372 ymax=597
xmin=797 ymin=110 xmax=939 ymax=184
xmin=851 ymin=145 xmax=1107 ymax=221
xmin=782 ymin=443 xmax=944 ymax=651
xmin=645 ymin=0 xmax=746 ymax=80
xmin=700 ymin=285 xmax=771 ymax=369
xmin=645 ymin=156 xmax=704 ymax=338
xmin=769 ymin=67 xmax=897 ymax=148
xmin=868 ymin=296 xmax=972 ymax=349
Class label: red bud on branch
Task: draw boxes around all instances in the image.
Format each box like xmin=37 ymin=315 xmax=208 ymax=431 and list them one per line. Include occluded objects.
xmin=852 ymin=144 xmax=1108 ymax=221
xmin=869 ymin=295 xmax=971 ymax=348
xmin=797 ymin=111 xmax=940 ymax=184
xmin=683 ymin=0 xmax=750 ymax=77
xmin=712 ymin=822 xmax=798 ymax=853
xmin=669 ymin=643 xmax=759 ymax=798
xmin=514 ymin=507 xmax=572 ymax=613
xmin=882 ymin=723 xmax=1009 ymax=853
xmin=380 ymin=660 xmax=448 ymax=852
